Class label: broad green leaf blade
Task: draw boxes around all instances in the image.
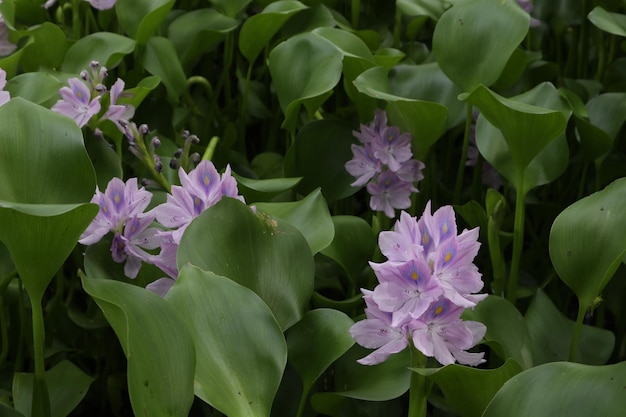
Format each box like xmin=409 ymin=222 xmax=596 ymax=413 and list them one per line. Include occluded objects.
xmin=284 ymin=119 xmax=358 ymax=203
xmin=586 ymin=93 xmax=626 ymax=141
xmin=168 ymin=9 xmax=240 ymax=70
xmin=13 ymin=360 xmax=94 ymax=417
xmin=525 ymin=290 xmax=614 ymax=365
xmin=483 ymin=361 xmax=626 ymax=417
xmin=232 ymin=173 xmax=302 ymax=203
xmin=463 ymin=295 xmax=533 ymax=369
xmin=311 ymin=345 xmax=411 ymax=403
xmin=255 ymin=188 xmax=334 ymax=254
xmin=588 ymin=6 xmax=626 ymax=37
xmin=320 ymin=216 xmax=376 ymax=282
xmin=397 ymin=0 xmax=452 ymax=20
xmin=17 ymin=22 xmax=67 ymax=72
xmin=0 ymin=205 xmax=97 ymax=299
xmin=116 ymin=0 xmax=175 ymax=44
xmin=268 ymin=32 xmax=342 ymax=132
xmin=143 ymin=36 xmax=187 ymax=104
xmin=549 ymin=177 xmax=626 ymax=309
xmin=353 ymin=66 xmax=447 ymax=159
xmin=312 ymin=27 xmax=374 ymax=61
xmin=287 ymin=309 xmax=355 ymax=391
xmin=209 ymin=0 xmax=251 ymax=17
xmin=5 ymin=73 xmax=64 ymax=106
xmin=166 ymin=266 xmax=286 ymax=417
xmin=239 ymin=1 xmax=308 ymax=63
xmin=466 ymin=84 xmax=568 ymax=187
xmin=177 ymin=198 xmax=314 ymax=330
xmin=62 ymin=32 xmax=136 ymax=74
xmin=412 ymin=359 xmax=523 ymax=417
xmin=433 ymin=0 xmax=529 ymax=92
xmin=81 ymin=277 xmax=195 ymax=417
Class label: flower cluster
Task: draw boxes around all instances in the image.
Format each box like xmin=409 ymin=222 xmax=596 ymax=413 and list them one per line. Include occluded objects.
xmin=79 ymin=160 xmax=246 ymax=295
xmin=345 ymin=109 xmax=425 ymax=218
xmin=51 ymin=61 xmax=134 ymax=129
xmin=349 ymin=202 xmax=487 ymax=366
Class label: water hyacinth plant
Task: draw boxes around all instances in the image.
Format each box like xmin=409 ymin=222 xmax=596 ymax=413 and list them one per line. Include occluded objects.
xmin=1 ymin=0 xmax=626 ymax=416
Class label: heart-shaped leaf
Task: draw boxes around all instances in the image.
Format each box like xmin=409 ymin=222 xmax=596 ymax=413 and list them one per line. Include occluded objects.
xmin=62 ymin=32 xmax=135 ymax=74
xmin=116 ymin=0 xmax=175 ymax=45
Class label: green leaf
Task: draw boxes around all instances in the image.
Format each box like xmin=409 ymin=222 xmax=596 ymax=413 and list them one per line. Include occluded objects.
xmin=287 ymin=309 xmax=354 ymax=392
xmin=143 ymin=36 xmax=187 ymax=104
xmin=166 ymin=266 xmax=285 ymax=417
xmin=525 ymin=290 xmax=614 ymax=365
xmin=312 ymin=27 xmax=374 ymax=61
xmin=62 ymin=32 xmax=135 ymax=74
xmin=239 ymin=1 xmax=308 ymax=63
xmin=209 ymin=0 xmax=251 ymax=17
xmin=397 ymin=0 xmax=453 ymax=20
xmin=463 ymin=295 xmax=533 ymax=369
xmin=588 ymin=6 xmax=626 ymax=37
xmin=116 ymin=0 xmax=175 ymax=44
xmin=168 ymin=9 xmax=240 ymax=70
xmin=17 ymin=22 xmax=67 ymax=72
xmin=177 ymin=198 xmax=314 ymax=330
xmin=586 ymin=93 xmax=626 ymax=141
xmin=433 ymin=0 xmax=529 ymax=92
xmin=353 ymin=66 xmax=448 ymax=159
xmin=232 ymin=173 xmax=302 ymax=203
xmin=550 ymin=178 xmax=626 ymax=309
xmin=412 ymin=359 xmax=523 ymax=417
xmin=12 ymin=360 xmax=94 ymax=417
xmin=0 ymin=98 xmax=97 ymax=298
xmin=320 ymin=216 xmax=376 ymax=283
xmin=5 ymin=72 xmax=64 ymax=107
xmin=255 ymin=188 xmax=334 ymax=254
xmin=268 ymin=32 xmax=343 ymax=133
xmin=466 ymin=84 xmax=569 ymax=191
xmin=284 ymin=119 xmax=358 ymax=203
xmin=483 ymin=361 xmax=626 ymax=417
xmin=81 ymin=277 xmax=195 ymax=417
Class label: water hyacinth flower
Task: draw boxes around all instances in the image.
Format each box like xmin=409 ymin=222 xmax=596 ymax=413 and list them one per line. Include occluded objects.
xmin=0 ymin=68 xmax=9 ymax=107
xmin=51 ymin=78 xmax=101 ymax=128
xmin=346 ymin=109 xmax=424 ymax=218
xmin=350 ymin=202 xmax=487 ymax=366
xmin=79 ymin=177 xmax=159 ymax=278
xmin=101 ymin=78 xmax=135 ymax=131
xmin=43 ymin=0 xmax=116 ymax=10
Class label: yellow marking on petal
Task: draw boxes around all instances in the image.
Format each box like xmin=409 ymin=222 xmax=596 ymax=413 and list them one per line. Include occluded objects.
xmin=435 ymin=305 xmax=443 ymax=315
xmin=445 ymin=252 xmax=451 ymax=263
xmin=411 ymin=271 xmax=419 ymax=281
xmin=388 ymin=134 xmax=394 ymax=142
xmin=385 ymin=180 xmax=391 ymax=186
xmin=422 ymin=233 xmax=429 ymax=245
xmin=194 ymin=196 xmax=202 ymax=207
xmin=203 ymin=175 xmax=210 ymax=186
xmin=114 ymin=194 xmax=120 ymax=204
xmin=442 ymin=223 xmax=448 ymax=234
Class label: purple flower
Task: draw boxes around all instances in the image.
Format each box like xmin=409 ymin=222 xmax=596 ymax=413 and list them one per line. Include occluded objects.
xmin=353 ymin=108 xmax=387 ymax=144
xmin=349 ymin=290 xmax=409 ymax=365
xmin=371 ymin=126 xmax=413 ymax=172
xmin=0 ymin=8 xmax=16 ymax=57
xmin=101 ymin=78 xmax=135 ymax=132
xmin=516 ymin=0 xmax=540 ymax=27
xmin=110 ymin=215 xmax=160 ymax=278
xmin=350 ymin=202 xmax=486 ymax=366
xmin=44 ymin=0 xmax=116 ymax=10
xmin=410 ymin=298 xmax=486 ymax=366
xmin=51 ymin=78 xmax=101 ymax=128
xmin=345 ymin=143 xmax=381 ymax=187
xmin=367 ymin=171 xmax=415 ymax=218
xmin=0 ymin=68 xmax=9 ymax=107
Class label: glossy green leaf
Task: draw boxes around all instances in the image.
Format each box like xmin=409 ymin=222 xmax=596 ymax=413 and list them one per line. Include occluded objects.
xmin=588 ymin=6 xmax=626 ymax=37
xmin=0 ymin=37 xmax=32 ymax=78
xmin=233 ymin=173 xmax=302 ymax=203
xmin=463 ymin=295 xmax=533 ymax=369
xmin=85 ymin=136 xmax=122 ymax=191
xmin=116 ymin=0 xmax=175 ymax=44
xmin=143 ymin=36 xmax=187 ymax=104
xmin=467 ymin=84 xmax=569 ymax=192
xmin=483 ymin=361 xmax=626 ymax=417
xmin=5 ymin=72 xmax=63 ymax=106
xmin=433 ymin=0 xmax=529 ymax=92
xmin=17 ymin=22 xmax=67 ymax=72
xmin=239 ymin=1 xmax=308 ymax=63
xmin=166 ymin=265 xmax=286 ymax=417
xmin=372 ymin=48 xmax=405 ymax=69
xmin=13 ymin=360 xmax=93 ymax=417
xmin=268 ymin=32 xmax=343 ymax=132
xmin=320 ymin=216 xmax=376 ymax=282
xmin=397 ymin=0 xmax=451 ymax=20
xmin=81 ymin=277 xmax=195 ymax=417
xmin=177 ymin=198 xmax=314 ymax=330
xmin=313 ymin=27 xmax=374 ymax=61
xmin=550 ymin=178 xmax=626 ymax=310
xmin=525 ymin=290 xmax=614 ymax=365
xmin=574 ymin=116 xmax=613 ymax=163
xmin=0 ymin=98 xmax=97 ymax=298
xmin=209 ymin=0 xmax=251 ymax=17
xmin=287 ymin=309 xmax=354 ymax=392
xmin=255 ymin=188 xmax=334 ymax=254
xmin=586 ymin=93 xmax=626 ymax=141
xmin=284 ymin=119 xmax=358 ymax=203
xmin=311 ymin=345 xmax=411 ymax=404
xmin=412 ymin=359 xmax=523 ymax=417
xmin=62 ymin=32 xmax=135 ymax=74
xmin=168 ymin=9 xmax=240 ymax=69
xmin=353 ymin=66 xmax=448 ymax=159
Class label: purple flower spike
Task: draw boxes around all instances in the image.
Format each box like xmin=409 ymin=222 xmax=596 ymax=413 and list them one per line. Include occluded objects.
xmin=367 ymin=171 xmax=415 ymax=218
xmin=52 ymin=78 xmax=101 ymax=128
xmin=345 ymin=143 xmax=381 ymax=187
xmin=102 ymin=78 xmax=135 ymax=132
xmin=372 ymin=126 xmax=413 ymax=172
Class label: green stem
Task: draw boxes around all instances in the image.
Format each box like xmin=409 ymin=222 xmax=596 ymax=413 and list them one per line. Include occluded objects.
xmin=295 ymin=383 xmax=311 ymax=417
xmin=72 ymin=0 xmax=81 ymax=39
xmin=453 ymin=103 xmax=473 ymax=205
xmin=488 ymin=200 xmax=507 ymax=297
xmin=0 ymin=296 xmax=7 ymax=368
xmin=569 ymin=302 xmax=586 ymax=361
xmin=237 ymin=64 xmax=254 ymax=154
xmin=506 ymin=188 xmax=526 ymax=304
xmin=351 ymin=0 xmax=360 ymax=28
xmin=30 ymin=292 xmax=51 ymax=417
xmin=393 ymin=8 xmax=401 ymax=48
xmin=408 ymin=346 xmax=431 ymax=417
xmin=201 ymin=136 xmax=220 ymax=162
